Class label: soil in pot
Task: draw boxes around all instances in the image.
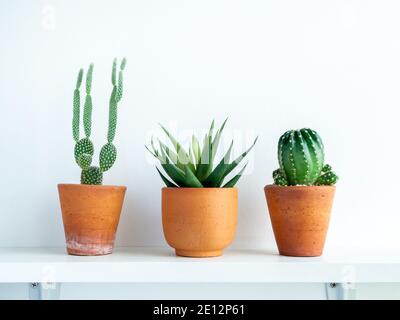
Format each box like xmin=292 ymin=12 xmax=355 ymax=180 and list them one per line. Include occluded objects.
xmin=162 ymin=188 xmax=238 ymax=258
xmin=58 ymin=184 xmax=126 ymax=256
xmin=264 ymin=185 xmax=335 ymax=257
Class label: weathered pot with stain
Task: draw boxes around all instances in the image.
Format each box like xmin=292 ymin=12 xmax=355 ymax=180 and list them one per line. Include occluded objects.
xmin=162 ymin=188 xmax=238 ymax=258
xmin=58 ymin=184 xmax=126 ymax=256
xmin=264 ymin=185 xmax=335 ymax=257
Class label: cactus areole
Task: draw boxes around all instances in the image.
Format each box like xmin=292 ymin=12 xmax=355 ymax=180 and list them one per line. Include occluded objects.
xmin=72 ymin=58 xmax=127 ymax=185
xmin=272 ymin=128 xmax=338 ymax=186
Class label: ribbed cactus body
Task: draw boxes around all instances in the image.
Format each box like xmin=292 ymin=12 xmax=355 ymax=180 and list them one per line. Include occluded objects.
xmin=278 ymin=128 xmax=324 ymax=186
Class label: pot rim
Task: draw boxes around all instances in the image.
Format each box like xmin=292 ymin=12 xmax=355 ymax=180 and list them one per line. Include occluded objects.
xmin=264 ymin=184 xmax=336 ymax=190
xmin=58 ymin=183 xmax=127 ymax=190
xmin=162 ymin=187 xmax=238 ymax=190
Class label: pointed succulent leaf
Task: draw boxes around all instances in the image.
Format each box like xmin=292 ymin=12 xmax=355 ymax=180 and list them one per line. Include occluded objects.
xmin=160 ymin=157 xmax=187 ymax=186
xmin=211 ymin=118 xmax=228 ymax=161
xmin=202 ymin=141 xmax=233 ymax=187
xmin=145 ymin=144 xmax=158 ymax=158
xmin=222 ymin=162 xmax=248 ymax=188
xmin=222 ymin=137 xmax=258 ymax=181
xmin=159 ymin=124 xmax=194 ymax=172
xmin=156 ymin=166 xmax=178 ymax=187
xmin=183 ymin=166 xmax=204 ymax=187
xmin=191 ymin=135 xmax=201 ymax=165
xmin=208 ymin=119 xmax=215 ymax=140
xmin=158 ymin=139 xmax=180 ymax=168
xmin=150 ymin=137 xmax=160 ymax=157
xmin=159 ymin=124 xmax=190 ymax=159
xmin=189 ymin=146 xmax=197 ymax=170
xmin=196 ymin=133 xmax=213 ymax=181
xmin=146 ymin=142 xmax=169 ymax=165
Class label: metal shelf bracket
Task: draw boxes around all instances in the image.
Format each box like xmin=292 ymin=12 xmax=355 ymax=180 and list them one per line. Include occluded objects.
xmin=325 ymin=282 xmax=356 ymax=300
xmin=28 ymin=282 xmax=61 ymax=300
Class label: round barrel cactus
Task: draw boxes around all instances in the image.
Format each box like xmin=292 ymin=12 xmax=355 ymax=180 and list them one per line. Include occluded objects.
xmin=274 ymin=128 xmax=338 ymax=186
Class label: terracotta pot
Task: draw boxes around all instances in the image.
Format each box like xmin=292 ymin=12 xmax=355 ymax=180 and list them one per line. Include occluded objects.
xmin=58 ymin=184 xmax=126 ymax=256
xmin=264 ymin=185 xmax=335 ymax=257
xmin=162 ymin=188 xmax=238 ymax=258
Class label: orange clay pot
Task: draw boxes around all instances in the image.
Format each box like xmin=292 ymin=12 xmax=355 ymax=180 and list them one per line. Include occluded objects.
xmin=264 ymin=185 xmax=335 ymax=257
xmin=58 ymin=184 xmax=126 ymax=256
xmin=162 ymin=188 xmax=238 ymax=258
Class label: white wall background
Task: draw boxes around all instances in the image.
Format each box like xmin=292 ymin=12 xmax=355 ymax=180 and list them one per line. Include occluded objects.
xmin=1 ymin=0 xmax=399 ymax=251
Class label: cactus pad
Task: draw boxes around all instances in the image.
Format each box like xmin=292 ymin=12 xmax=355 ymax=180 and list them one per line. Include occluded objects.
xmin=86 ymin=63 xmax=94 ymax=93
xmin=100 ymin=143 xmax=117 ymax=172
xmin=121 ymin=57 xmax=127 ymax=70
xmin=107 ymin=87 xmax=118 ymax=143
xmin=77 ymin=154 xmax=92 ymax=170
xmin=81 ymin=166 xmax=103 ymax=185
xmin=82 ymin=64 xmax=94 ymax=138
xmin=115 ymin=71 xmax=123 ymax=102
xmin=76 ymin=69 xmax=83 ymax=89
xmin=112 ymin=58 xmax=117 ymax=86
xmin=72 ymin=58 xmax=126 ymax=185
xmin=74 ymin=138 xmax=94 ymax=166
xmin=72 ymin=89 xmax=80 ymax=142
xmin=83 ymin=95 xmax=92 ymax=137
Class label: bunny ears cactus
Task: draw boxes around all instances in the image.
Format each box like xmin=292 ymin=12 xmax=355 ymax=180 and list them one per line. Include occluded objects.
xmin=146 ymin=119 xmax=258 ymax=188
xmin=272 ymin=128 xmax=338 ymax=186
xmin=72 ymin=58 xmax=127 ymax=185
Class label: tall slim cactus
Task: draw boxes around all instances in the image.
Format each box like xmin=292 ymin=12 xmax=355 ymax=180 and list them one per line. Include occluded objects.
xmin=273 ymin=128 xmax=338 ymax=186
xmin=72 ymin=58 xmax=127 ymax=185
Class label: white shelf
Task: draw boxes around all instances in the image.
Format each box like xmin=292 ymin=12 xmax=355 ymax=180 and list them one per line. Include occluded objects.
xmin=0 ymin=247 xmax=399 ymax=283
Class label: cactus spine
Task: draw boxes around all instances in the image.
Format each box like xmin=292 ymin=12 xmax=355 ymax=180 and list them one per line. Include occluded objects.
xmin=72 ymin=58 xmax=127 ymax=185
xmin=274 ymin=128 xmax=338 ymax=186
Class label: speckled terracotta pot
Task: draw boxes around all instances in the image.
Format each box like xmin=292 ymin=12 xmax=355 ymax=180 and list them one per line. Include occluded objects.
xmin=264 ymin=185 xmax=335 ymax=257
xmin=58 ymin=184 xmax=126 ymax=256
xmin=162 ymin=188 xmax=238 ymax=258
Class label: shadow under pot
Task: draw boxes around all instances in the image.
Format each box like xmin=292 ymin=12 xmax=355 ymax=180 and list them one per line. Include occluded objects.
xmin=264 ymin=185 xmax=335 ymax=257
xmin=162 ymin=188 xmax=238 ymax=258
xmin=58 ymin=184 xmax=126 ymax=256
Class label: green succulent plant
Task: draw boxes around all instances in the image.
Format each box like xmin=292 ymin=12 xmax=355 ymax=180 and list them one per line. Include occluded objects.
xmin=72 ymin=58 xmax=127 ymax=185
xmin=146 ymin=119 xmax=258 ymax=188
xmin=272 ymin=128 xmax=338 ymax=186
